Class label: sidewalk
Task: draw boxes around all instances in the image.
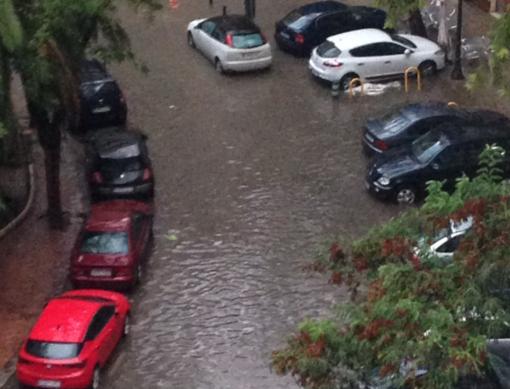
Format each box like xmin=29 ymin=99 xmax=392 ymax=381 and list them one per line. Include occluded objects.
xmin=0 ymin=134 xmax=86 ymax=371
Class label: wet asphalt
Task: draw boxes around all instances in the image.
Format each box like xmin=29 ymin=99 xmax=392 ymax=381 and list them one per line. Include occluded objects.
xmin=6 ymin=0 xmax=493 ymax=388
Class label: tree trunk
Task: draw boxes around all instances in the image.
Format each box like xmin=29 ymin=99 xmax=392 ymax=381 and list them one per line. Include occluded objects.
xmin=408 ymin=9 xmax=428 ymax=38
xmin=28 ymin=102 xmax=64 ymax=229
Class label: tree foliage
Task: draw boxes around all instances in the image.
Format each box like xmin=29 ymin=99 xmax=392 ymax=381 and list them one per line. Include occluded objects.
xmin=273 ymin=146 xmax=510 ymax=388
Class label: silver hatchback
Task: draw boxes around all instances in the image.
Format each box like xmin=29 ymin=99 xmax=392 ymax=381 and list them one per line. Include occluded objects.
xmin=187 ymin=14 xmax=272 ymax=74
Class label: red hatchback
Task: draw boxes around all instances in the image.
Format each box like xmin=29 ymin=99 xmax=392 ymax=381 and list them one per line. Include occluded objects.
xmin=70 ymin=200 xmax=153 ymax=290
xmin=17 ymin=289 xmax=130 ymax=389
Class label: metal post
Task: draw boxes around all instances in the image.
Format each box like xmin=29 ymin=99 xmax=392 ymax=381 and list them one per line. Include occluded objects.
xmin=222 ymin=5 xmax=227 ymax=15
xmin=209 ymin=0 xmax=213 ymax=6
xmin=244 ymin=0 xmax=255 ymax=19
xmin=451 ymin=0 xmax=464 ymax=80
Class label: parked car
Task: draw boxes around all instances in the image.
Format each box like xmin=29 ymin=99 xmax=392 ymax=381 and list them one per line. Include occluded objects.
xmin=308 ymin=28 xmax=445 ymax=88
xmin=187 ymin=14 xmax=272 ymax=74
xmin=79 ymin=59 xmax=127 ymax=130
xmin=274 ymin=0 xmax=386 ymax=56
xmin=16 ymin=289 xmax=130 ymax=389
xmin=362 ymin=102 xmax=509 ymax=154
xmin=86 ymin=128 xmax=154 ymax=200
xmin=70 ymin=200 xmax=153 ymax=290
xmin=365 ymin=121 xmax=510 ymax=204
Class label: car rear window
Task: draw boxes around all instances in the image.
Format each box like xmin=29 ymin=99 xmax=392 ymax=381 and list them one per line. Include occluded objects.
xmin=81 ymin=232 xmax=129 ymax=254
xmin=231 ymin=33 xmax=265 ymax=49
xmin=26 ymin=341 xmax=82 ymax=360
xmin=99 ymin=156 xmax=144 ymax=179
xmin=316 ymin=41 xmax=341 ymax=58
xmin=283 ymin=11 xmax=316 ymax=30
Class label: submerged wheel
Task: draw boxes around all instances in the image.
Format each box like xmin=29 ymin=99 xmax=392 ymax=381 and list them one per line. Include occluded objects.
xmin=418 ymin=60 xmax=437 ymax=77
xmin=395 ymin=186 xmax=417 ymax=205
xmin=215 ymin=58 xmax=224 ymax=74
xmin=187 ymin=32 xmax=195 ymax=48
xmin=340 ymin=73 xmax=359 ymax=90
xmin=90 ymin=367 xmax=100 ymax=389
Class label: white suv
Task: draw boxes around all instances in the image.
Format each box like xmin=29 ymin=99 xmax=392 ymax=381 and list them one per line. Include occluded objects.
xmin=308 ymin=28 xmax=445 ymax=89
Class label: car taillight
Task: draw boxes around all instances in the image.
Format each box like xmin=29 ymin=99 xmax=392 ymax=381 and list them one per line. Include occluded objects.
xmin=92 ymin=171 xmax=103 ymax=183
xmin=225 ymin=34 xmax=234 ymax=47
xmin=66 ymin=361 xmax=87 ymax=369
xmin=17 ymin=357 xmax=31 ymax=365
xmin=323 ymin=60 xmax=343 ymax=68
xmin=294 ymin=33 xmax=304 ymax=44
xmin=143 ymin=168 xmax=152 ymax=181
xmin=374 ymin=139 xmax=388 ymax=151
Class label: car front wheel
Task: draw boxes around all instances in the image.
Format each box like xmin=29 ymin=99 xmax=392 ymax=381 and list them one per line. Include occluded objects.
xmin=418 ymin=60 xmax=437 ymax=77
xmin=395 ymin=186 xmax=417 ymax=205
xmin=340 ymin=73 xmax=360 ymax=91
xmin=187 ymin=32 xmax=195 ymax=48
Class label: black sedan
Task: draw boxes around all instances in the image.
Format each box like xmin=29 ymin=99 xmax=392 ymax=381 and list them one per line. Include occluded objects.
xmin=274 ymin=0 xmax=386 ymax=56
xmin=366 ymin=121 xmax=510 ymax=204
xmin=362 ymin=102 xmax=510 ymax=155
xmin=86 ymin=128 xmax=154 ymax=200
xmin=79 ymin=59 xmax=127 ymax=131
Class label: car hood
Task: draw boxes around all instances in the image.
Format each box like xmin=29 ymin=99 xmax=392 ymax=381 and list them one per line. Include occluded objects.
xmin=372 ymin=149 xmax=420 ymax=179
xmin=73 ymin=253 xmax=130 ymax=267
xmin=400 ymin=33 xmax=440 ymax=52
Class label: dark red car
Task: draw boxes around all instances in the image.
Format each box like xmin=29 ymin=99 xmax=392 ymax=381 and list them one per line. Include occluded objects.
xmin=70 ymin=200 xmax=153 ymax=290
xmin=17 ymin=289 xmax=130 ymax=389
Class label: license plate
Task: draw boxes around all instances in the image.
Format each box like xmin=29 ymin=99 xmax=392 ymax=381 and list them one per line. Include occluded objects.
xmin=365 ymin=133 xmax=374 ymax=142
xmin=113 ymin=186 xmax=134 ymax=194
xmin=92 ymin=106 xmax=111 ymax=114
xmin=37 ymin=380 xmax=61 ymax=388
xmin=90 ymin=268 xmax=112 ymax=277
xmin=242 ymin=51 xmax=259 ymax=58
xmin=280 ymin=31 xmax=290 ymax=39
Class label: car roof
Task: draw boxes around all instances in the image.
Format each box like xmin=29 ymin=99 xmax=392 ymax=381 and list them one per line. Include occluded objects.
xmin=80 ymin=59 xmax=112 ymax=84
xmin=29 ymin=297 xmax=105 ymax=343
xmin=438 ymin=121 xmax=510 ymax=143
xmin=297 ymin=0 xmax=347 ymax=15
xmin=399 ymin=101 xmax=457 ymax=120
xmin=208 ymin=14 xmax=260 ymax=32
xmin=86 ymin=202 xmax=134 ymax=232
xmin=88 ymin=129 xmax=145 ymax=159
xmin=328 ymin=28 xmax=391 ymax=50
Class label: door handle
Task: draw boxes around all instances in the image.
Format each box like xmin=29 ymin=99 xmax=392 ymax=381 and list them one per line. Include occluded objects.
xmin=357 ymin=63 xmax=364 ymax=66
xmin=384 ymin=61 xmax=391 ymax=64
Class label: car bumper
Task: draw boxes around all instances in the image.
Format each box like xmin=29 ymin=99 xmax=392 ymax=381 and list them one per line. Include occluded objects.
xmin=308 ymin=59 xmax=339 ymax=83
xmin=91 ymin=182 xmax=153 ymax=198
xmin=71 ymin=274 xmax=134 ymax=290
xmin=224 ymin=56 xmax=272 ymax=72
xmin=17 ymin=364 xmax=92 ymax=389
xmin=274 ymin=34 xmax=308 ymax=56
xmin=365 ymin=179 xmax=393 ymax=200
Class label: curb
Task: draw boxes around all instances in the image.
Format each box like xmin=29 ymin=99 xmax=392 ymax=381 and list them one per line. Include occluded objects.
xmin=0 ymin=163 xmax=35 ymax=240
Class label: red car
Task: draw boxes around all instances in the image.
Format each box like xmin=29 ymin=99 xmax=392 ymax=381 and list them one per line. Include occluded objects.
xmin=70 ymin=200 xmax=153 ymax=290
xmin=17 ymin=289 xmax=130 ymax=389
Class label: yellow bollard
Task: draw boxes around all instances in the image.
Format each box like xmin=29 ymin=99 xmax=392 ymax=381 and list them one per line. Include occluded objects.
xmin=404 ymin=67 xmax=421 ymax=93
xmin=348 ymin=77 xmax=364 ymax=98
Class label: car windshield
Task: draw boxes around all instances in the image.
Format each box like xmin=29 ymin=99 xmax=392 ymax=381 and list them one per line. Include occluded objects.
xmin=99 ymin=157 xmax=143 ymax=178
xmin=26 ymin=341 xmax=82 ymax=360
xmin=283 ymin=11 xmax=317 ymax=30
xmin=381 ymin=111 xmax=412 ymax=134
xmin=81 ymin=232 xmax=129 ymax=254
xmin=316 ymin=41 xmax=341 ymax=58
xmin=391 ymin=34 xmax=417 ymax=48
xmin=412 ymin=131 xmax=450 ymax=164
xmin=231 ymin=33 xmax=264 ymax=48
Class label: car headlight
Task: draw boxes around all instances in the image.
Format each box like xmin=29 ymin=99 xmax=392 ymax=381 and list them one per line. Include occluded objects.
xmin=377 ymin=176 xmax=390 ymax=186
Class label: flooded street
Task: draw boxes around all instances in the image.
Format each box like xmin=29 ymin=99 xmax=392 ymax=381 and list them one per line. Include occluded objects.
xmin=95 ymin=1 xmax=466 ymax=387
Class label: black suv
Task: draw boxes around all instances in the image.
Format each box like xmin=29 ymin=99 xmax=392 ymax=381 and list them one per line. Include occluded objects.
xmin=366 ymin=121 xmax=510 ymax=204
xmin=274 ymin=0 xmax=386 ymax=56
xmin=86 ymin=128 xmax=154 ymax=200
xmin=79 ymin=59 xmax=127 ymax=130
xmin=363 ymin=102 xmax=509 ymax=155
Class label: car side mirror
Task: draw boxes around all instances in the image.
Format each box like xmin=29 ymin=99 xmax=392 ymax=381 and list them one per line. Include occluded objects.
xmin=404 ymin=49 xmax=412 ymax=56
xmin=432 ymin=163 xmax=440 ymax=170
